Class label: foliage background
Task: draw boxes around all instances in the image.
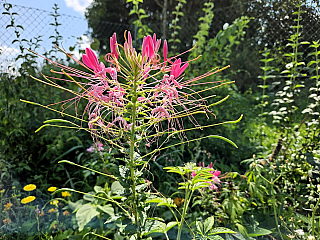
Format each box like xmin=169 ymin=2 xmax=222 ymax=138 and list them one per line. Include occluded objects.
xmin=1 ymin=0 xmax=320 ymax=239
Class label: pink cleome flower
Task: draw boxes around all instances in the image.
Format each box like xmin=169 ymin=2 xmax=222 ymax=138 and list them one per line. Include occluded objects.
xmin=35 ymin=31 xmax=222 ymax=149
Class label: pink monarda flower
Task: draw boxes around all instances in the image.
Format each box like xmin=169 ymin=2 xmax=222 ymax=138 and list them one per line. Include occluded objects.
xmin=32 ymin=31 xmax=227 ymax=149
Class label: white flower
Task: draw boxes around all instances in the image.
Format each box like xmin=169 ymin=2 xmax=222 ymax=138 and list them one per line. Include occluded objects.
xmin=294 ymin=229 xmax=304 ymax=236
xmin=286 ymin=63 xmax=293 ymax=69
xmin=223 ymin=23 xmax=229 ymax=30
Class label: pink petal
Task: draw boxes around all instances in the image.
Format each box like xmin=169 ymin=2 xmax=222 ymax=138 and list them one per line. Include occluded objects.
xmin=163 ymin=40 xmax=167 ymax=62
xmin=128 ymin=31 xmax=132 ymax=48
xmin=82 ymin=54 xmax=95 ymax=70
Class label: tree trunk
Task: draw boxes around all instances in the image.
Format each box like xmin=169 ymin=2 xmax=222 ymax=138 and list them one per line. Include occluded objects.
xmin=162 ymin=0 xmax=168 ymax=40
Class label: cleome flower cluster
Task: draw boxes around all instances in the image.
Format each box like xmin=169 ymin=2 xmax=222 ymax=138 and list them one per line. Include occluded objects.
xmin=34 ymin=31 xmax=225 ymax=150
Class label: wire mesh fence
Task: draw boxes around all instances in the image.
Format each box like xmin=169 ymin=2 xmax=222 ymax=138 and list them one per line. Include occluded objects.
xmin=1 ymin=0 xmax=320 ymax=85
xmin=0 ymin=2 xmax=88 ymax=74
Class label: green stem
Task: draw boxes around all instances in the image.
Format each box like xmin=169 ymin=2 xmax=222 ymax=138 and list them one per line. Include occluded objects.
xmin=36 ymin=205 xmax=40 ymax=234
xmin=129 ymin=78 xmax=140 ymax=234
xmin=285 ymin=3 xmax=301 ymax=152
xmin=271 ymin=183 xmax=284 ymax=240
xmin=258 ymin=170 xmax=283 ymax=239
xmin=312 ymin=194 xmax=320 ymax=237
xmin=177 ymin=187 xmax=193 ymax=240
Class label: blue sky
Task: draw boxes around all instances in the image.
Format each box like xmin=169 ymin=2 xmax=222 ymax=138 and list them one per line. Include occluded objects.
xmin=6 ymin=0 xmax=92 ymax=17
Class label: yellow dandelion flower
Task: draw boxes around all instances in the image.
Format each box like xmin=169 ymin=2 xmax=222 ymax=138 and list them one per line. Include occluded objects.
xmin=50 ymin=199 xmax=59 ymax=205
xmin=4 ymin=202 xmax=12 ymax=211
xmin=47 ymin=187 xmax=57 ymax=192
xmin=61 ymin=191 xmax=71 ymax=197
xmin=23 ymin=184 xmax=36 ymax=191
xmin=0 ymin=189 xmax=5 ymax=193
xmin=63 ymin=210 xmax=70 ymax=216
xmin=21 ymin=196 xmax=36 ymax=204
xmin=48 ymin=208 xmax=55 ymax=213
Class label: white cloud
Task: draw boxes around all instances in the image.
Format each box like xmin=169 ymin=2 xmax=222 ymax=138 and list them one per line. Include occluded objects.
xmin=70 ymin=35 xmax=93 ymax=60
xmin=0 ymin=45 xmax=21 ymax=76
xmin=0 ymin=45 xmax=20 ymax=60
xmin=64 ymin=0 xmax=93 ymax=15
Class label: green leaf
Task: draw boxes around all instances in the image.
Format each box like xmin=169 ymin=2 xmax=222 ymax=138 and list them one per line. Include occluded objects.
xmin=43 ymin=118 xmax=75 ymax=124
xmin=293 ymin=84 xmax=305 ymax=89
xmin=248 ymin=227 xmax=272 ymax=237
xmin=165 ymin=222 xmax=178 ymax=232
xmin=196 ymin=221 xmax=204 ymax=234
xmin=208 ymin=135 xmax=238 ymax=148
xmin=209 ymin=227 xmax=236 ymax=235
xmin=129 ymin=9 xmax=136 ymax=15
xmin=207 ymin=236 xmax=224 ymax=240
xmin=257 ymin=85 xmax=268 ymax=89
xmin=97 ymin=204 xmax=114 ymax=216
xmin=203 ymin=216 xmax=215 ymax=234
xmin=143 ymin=220 xmax=166 ymax=235
xmin=21 ymin=219 xmax=37 ymax=232
xmin=111 ymin=181 xmax=125 ymax=194
xmin=76 ymin=203 xmax=100 ymax=231
xmin=146 ymin=197 xmax=175 ymax=207
xmin=94 ymin=186 xmax=104 ymax=193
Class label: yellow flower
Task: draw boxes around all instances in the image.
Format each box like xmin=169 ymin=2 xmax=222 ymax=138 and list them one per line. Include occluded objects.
xmin=0 ymin=189 xmax=5 ymax=193
xmin=63 ymin=210 xmax=70 ymax=216
xmin=39 ymin=212 xmax=45 ymax=217
xmin=173 ymin=197 xmax=185 ymax=207
xmin=21 ymin=196 xmax=36 ymax=204
xmin=4 ymin=202 xmax=12 ymax=211
xmin=50 ymin=200 xmax=59 ymax=205
xmin=61 ymin=191 xmax=71 ymax=197
xmin=23 ymin=184 xmax=36 ymax=191
xmin=48 ymin=208 xmax=55 ymax=213
xmin=3 ymin=218 xmax=11 ymax=225
xmin=48 ymin=187 xmax=57 ymax=192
